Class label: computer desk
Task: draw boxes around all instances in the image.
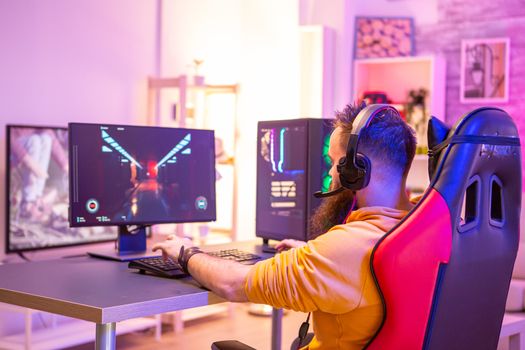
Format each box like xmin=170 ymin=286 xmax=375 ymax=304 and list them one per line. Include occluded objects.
xmin=0 ymin=241 xmax=282 ymax=350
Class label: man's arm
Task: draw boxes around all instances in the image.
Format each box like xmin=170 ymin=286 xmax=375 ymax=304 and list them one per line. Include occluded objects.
xmin=152 ymin=237 xmax=251 ymax=302
xmin=187 ymin=253 xmax=251 ymax=302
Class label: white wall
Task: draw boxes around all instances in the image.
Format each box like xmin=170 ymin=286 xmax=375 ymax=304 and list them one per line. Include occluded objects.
xmin=0 ymin=0 xmax=158 ymax=335
xmin=234 ymin=0 xmax=300 ymax=240
xmin=354 ymin=0 xmax=439 ymax=25
xmin=0 ymin=0 xmax=158 ymax=262
xmin=159 ymin=0 xmax=300 ymax=241
xmin=299 ymin=0 xmax=353 ymax=112
xmin=161 ymin=0 xmax=242 ymax=83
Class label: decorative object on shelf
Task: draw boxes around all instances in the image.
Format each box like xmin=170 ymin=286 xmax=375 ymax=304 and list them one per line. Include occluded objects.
xmin=362 ymin=91 xmax=390 ymax=104
xmin=354 ymin=17 xmax=415 ymax=59
xmin=405 ymin=88 xmax=429 ymax=155
xmin=460 ymin=38 xmax=510 ymax=103
xmin=192 ymin=58 xmax=205 ymax=86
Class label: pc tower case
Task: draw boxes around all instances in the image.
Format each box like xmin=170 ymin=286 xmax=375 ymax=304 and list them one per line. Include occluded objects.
xmin=256 ymin=118 xmax=332 ymax=242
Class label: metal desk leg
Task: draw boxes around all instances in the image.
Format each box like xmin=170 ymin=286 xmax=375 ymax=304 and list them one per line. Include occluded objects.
xmin=271 ymin=308 xmax=283 ymax=350
xmin=24 ymin=309 xmax=32 ymax=350
xmin=96 ymin=323 xmax=116 ymax=350
xmin=509 ymin=332 xmax=525 ymax=350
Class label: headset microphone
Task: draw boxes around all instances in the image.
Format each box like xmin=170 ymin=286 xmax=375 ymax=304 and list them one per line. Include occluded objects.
xmin=312 ymin=104 xmax=400 ymax=200
xmin=314 ymin=186 xmax=345 ymax=198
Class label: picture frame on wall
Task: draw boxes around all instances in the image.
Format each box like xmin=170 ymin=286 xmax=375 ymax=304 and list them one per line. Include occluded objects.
xmin=354 ymin=17 xmax=415 ymax=59
xmin=460 ymin=37 xmax=510 ymax=103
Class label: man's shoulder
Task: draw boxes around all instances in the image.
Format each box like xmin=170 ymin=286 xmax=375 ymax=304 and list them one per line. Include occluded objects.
xmin=312 ymin=222 xmax=385 ymax=246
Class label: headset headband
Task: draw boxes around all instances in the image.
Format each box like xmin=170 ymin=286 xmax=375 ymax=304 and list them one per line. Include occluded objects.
xmin=346 ymin=104 xmax=399 ymax=157
xmin=315 ymin=104 xmax=400 ymax=197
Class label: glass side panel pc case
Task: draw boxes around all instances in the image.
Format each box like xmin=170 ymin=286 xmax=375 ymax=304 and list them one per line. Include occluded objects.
xmin=256 ymin=118 xmax=332 ymax=242
xmin=5 ymin=125 xmax=117 ymax=253
xmin=68 ymin=123 xmax=216 ymax=227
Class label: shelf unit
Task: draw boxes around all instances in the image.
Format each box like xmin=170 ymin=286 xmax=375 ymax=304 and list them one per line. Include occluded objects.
xmin=353 ymin=55 xmax=446 ymax=120
xmin=0 ymin=303 xmax=160 ymax=350
xmin=146 ymin=75 xmax=239 ymax=240
xmin=146 ymin=76 xmax=239 ymax=331
xmin=353 ymin=55 xmax=446 ymax=194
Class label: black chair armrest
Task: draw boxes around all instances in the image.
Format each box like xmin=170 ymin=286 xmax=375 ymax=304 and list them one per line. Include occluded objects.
xmin=211 ymin=340 xmax=257 ymax=350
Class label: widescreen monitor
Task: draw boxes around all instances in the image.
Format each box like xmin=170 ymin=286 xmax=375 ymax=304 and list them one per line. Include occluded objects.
xmin=68 ymin=123 xmax=216 ymax=228
xmin=5 ymin=125 xmax=117 ymax=253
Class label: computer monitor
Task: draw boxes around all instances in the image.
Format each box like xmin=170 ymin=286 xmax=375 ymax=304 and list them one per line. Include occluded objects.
xmin=68 ymin=123 xmax=216 ymax=260
xmin=256 ymin=118 xmax=332 ymax=245
xmin=5 ymin=125 xmax=117 ymax=254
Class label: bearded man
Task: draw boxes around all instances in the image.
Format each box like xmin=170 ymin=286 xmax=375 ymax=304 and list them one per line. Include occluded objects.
xmin=153 ymin=102 xmax=417 ymax=349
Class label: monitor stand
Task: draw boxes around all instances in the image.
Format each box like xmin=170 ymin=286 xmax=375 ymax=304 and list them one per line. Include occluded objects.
xmin=87 ymin=225 xmax=160 ymax=262
xmin=260 ymin=238 xmax=278 ymax=254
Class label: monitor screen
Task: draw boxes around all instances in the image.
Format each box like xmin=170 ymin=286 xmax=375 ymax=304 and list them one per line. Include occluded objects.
xmin=69 ymin=123 xmax=216 ymax=227
xmin=5 ymin=125 xmax=117 ymax=253
xmin=256 ymin=120 xmax=308 ymax=241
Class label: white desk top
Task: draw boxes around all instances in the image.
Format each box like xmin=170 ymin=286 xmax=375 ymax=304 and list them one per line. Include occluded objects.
xmin=0 ymin=256 xmax=224 ymax=323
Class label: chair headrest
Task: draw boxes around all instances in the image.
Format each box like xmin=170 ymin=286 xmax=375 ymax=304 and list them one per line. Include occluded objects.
xmin=427 ymin=117 xmax=450 ymax=181
xmin=428 ymin=107 xmax=521 ymax=198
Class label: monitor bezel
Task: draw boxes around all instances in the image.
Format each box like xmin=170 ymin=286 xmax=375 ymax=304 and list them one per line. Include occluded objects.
xmin=5 ymin=124 xmax=118 ymax=254
xmin=68 ymin=122 xmax=217 ymax=228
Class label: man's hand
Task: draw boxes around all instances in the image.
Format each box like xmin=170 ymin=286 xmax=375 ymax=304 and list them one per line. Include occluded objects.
xmin=274 ymin=239 xmax=307 ymax=252
xmin=152 ymin=235 xmax=194 ymax=261
xmin=152 ymin=235 xmax=250 ymax=302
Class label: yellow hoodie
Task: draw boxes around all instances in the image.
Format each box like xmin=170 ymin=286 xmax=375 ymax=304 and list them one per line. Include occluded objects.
xmin=244 ymin=206 xmax=409 ymax=349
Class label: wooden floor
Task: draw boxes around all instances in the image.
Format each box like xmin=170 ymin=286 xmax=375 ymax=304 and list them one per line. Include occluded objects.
xmin=66 ymin=304 xmax=308 ymax=350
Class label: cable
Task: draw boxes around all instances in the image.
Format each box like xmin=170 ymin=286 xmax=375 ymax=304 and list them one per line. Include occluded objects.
xmin=17 ymin=252 xmax=31 ymax=262
xmin=296 ymin=312 xmax=311 ymax=350
xmin=38 ymin=313 xmax=49 ymax=328
xmin=343 ymin=192 xmax=358 ymax=224
xmin=295 ymin=192 xmax=357 ymax=349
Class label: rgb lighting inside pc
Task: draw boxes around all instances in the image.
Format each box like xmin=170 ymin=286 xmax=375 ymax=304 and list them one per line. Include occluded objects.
xmin=260 ymin=124 xmax=307 ymax=212
xmin=256 ymin=118 xmax=332 ymax=242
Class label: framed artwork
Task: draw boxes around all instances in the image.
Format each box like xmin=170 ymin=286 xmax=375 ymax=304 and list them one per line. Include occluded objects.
xmin=460 ymin=37 xmax=510 ymax=103
xmin=354 ymin=17 xmax=415 ymax=59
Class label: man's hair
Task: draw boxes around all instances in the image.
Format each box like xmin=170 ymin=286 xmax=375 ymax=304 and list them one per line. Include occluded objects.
xmin=333 ymin=101 xmax=417 ymax=177
xmin=309 ymin=102 xmax=417 ymax=239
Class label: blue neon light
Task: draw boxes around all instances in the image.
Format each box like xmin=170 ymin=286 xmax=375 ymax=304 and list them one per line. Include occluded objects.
xmin=101 ymin=130 xmax=143 ymax=169
xmin=155 ymin=133 xmax=192 ymax=169
xmin=278 ymin=128 xmax=285 ymax=173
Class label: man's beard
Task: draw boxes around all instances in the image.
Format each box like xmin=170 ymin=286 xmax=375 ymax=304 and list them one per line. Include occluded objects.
xmin=308 ymin=186 xmax=355 ymax=240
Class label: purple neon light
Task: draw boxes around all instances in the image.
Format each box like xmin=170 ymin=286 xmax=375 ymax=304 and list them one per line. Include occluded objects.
xmin=270 ymin=129 xmax=277 ymax=172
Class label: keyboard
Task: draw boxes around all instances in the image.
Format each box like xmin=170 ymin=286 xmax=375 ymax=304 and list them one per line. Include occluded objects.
xmin=128 ymin=257 xmax=187 ymax=278
xmin=128 ymin=249 xmax=261 ymax=278
xmin=206 ymin=249 xmax=261 ymax=263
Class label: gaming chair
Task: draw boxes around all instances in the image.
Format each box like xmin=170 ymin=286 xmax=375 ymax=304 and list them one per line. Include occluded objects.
xmin=364 ymin=106 xmax=521 ymax=349
xmin=212 ymin=106 xmax=521 ymax=350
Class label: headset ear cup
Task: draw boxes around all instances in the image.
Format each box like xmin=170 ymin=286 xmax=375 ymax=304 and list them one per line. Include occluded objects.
xmin=337 ymin=156 xmax=347 ymax=170
xmin=355 ymin=153 xmax=370 ymax=172
xmin=355 ymin=153 xmax=371 ymax=189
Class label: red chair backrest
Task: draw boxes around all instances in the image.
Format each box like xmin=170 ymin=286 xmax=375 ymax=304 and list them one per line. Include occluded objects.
xmin=366 ymin=107 xmax=521 ymax=350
